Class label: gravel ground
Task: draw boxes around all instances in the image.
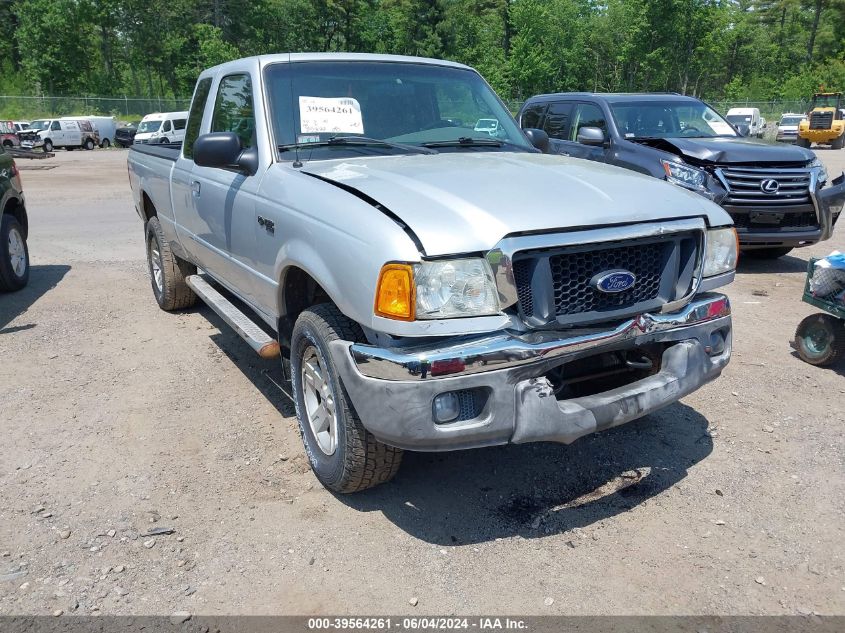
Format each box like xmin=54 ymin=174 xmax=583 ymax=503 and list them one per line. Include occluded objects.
xmin=1 ymin=147 xmax=843 ymax=617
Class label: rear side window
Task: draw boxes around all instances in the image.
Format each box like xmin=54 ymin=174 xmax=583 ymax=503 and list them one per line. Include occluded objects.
xmin=183 ymin=77 xmax=213 ymax=159
xmin=173 ymin=119 xmax=186 ymax=131
xmin=570 ymin=103 xmax=607 ymax=140
xmin=542 ymin=102 xmax=573 ymax=139
xmin=520 ymin=103 xmax=546 ymax=129
xmin=211 ymin=73 xmax=255 ymax=148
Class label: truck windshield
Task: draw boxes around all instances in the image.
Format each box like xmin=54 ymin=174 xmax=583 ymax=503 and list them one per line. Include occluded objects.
xmin=611 ymin=101 xmax=738 ymax=139
xmin=780 ymin=116 xmax=804 ymax=126
xmin=264 ymin=60 xmax=532 ymax=158
xmin=138 ymin=120 xmax=162 ymax=133
xmin=29 ymin=120 xmax=49 ymax=131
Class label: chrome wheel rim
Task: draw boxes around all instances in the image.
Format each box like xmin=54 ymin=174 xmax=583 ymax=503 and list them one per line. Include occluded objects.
xmin=8 ymin=227 xmax=26 ymax=278
xmin=301 ymin=346 xmax=338 ymax=456
xmin=148 ymin=238 xmax=163 ymax=293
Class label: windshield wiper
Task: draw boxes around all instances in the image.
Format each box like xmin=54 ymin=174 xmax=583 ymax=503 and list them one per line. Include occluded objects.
xmin=421 ymin=136 xmax=505 ymax=148
xmin=278 ymin=135 xmax=437 ymax=155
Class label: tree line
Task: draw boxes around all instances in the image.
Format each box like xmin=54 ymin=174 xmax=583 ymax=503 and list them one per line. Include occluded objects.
xmin=0 ymin=0 xmax=843 ymax=103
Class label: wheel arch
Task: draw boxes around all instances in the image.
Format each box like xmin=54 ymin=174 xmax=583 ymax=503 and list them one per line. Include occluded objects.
xmin=140 ymin=191 xmax=157 ymax=224
xmin=277 ymin=264 xmax=339 ymax=352
xmin=2 ymin=196 xmax=28 ymax=239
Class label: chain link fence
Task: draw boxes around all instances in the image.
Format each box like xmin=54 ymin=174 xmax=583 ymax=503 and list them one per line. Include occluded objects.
xmin=0 ymin=95 xmax=192 ymax=122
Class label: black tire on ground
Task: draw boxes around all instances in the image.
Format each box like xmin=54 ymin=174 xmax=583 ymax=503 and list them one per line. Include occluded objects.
xmin=745 ymin=247 xmax=794 ymax=259
xmin=144 ymin=216 xmax=197 ymax=311
xmin=290 ymin=304 xmax=403 ymax=493
xmin=796 ymin=137 xmax=811 ymax=148
xmin=832 ymin=134 xmax=845 ymax=150
xmin=42 ymin=139 xmax=53 ymax=153
xmin=0 ymin=214 xmax=30 ymax=292
xmin=794 ymin=313 xmax=845 ymax=366
xmin=84 ymin=138 xmax=95 ymax=150
xmin=100 ymin=138 xmax=110 ymax=149
xmin=159 ymin=137 xmax=169 ymax=145
xmin=2 ymin=140 xmax=12 ymax=148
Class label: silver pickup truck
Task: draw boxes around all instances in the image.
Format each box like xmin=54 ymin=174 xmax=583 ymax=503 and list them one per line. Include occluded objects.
xmin=128 ymin=53 xmax=737 ymax=493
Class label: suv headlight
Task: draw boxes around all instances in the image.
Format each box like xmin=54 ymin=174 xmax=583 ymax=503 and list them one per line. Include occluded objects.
xmin=810 ymin=158 xmax=828 ymax=184
xmin=374 ymin=259 xmax=500 ymax=320
xmin=661 ymin=159 xmax=707 ymax=191
xmin=703 ymin=228 xmax=738 ymax=277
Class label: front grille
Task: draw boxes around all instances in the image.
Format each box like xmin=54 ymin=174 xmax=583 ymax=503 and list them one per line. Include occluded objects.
xmin=549 ymin=243 xmax=663 ymax=316
xmin=513 ymin=232 xmax=700 ymax=327
xmin=810 ymin=111 xmax=833 ymax=130
xmin=717 ymin=165 xmax=811 ymax=206
xmin=731 ymin=211 xmax=819 ymax=231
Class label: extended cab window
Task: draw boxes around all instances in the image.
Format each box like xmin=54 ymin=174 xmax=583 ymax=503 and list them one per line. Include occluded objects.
xmin=542 ymin=102 xmax=573 ymax=139
xmin=211 ymin=74 xmax=255 ymax=148
xmin=570 ymin=103 xmax=607 ymax=140
xmin=520 ymin=103 xmax=546 ymax=129
xmin=183 ymin=77 xmax=213 ymax=159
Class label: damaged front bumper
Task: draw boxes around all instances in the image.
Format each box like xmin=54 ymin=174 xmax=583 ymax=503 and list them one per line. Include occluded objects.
xmin=329 ymin=294 xmax=732 ymax=451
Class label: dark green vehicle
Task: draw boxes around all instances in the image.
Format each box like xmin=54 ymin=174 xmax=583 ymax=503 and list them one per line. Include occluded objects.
xmin=0 ymin=144 xmax=29 ymax=291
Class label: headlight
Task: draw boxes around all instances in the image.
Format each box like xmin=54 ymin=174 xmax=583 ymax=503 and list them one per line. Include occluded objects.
xmin=661 ymin=159 xmax=707 ymax=191
xmin=374 ymin=259 xmax=500 ymax=321
xmin=810 ymin=158 xmax=828 ymax=184
xmin=415 ymin=258 xmax=499 ymax=318
xmin=703 ymin=228 xmax=738 ymax=277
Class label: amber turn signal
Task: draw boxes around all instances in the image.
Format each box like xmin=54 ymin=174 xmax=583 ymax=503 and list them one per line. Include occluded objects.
xmin=375 ymin=263 xmax=415 ymax=321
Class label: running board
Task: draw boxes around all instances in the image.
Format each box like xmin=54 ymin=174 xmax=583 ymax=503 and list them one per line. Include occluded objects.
xmin=186 ymin=274 xmax=280 ymax=359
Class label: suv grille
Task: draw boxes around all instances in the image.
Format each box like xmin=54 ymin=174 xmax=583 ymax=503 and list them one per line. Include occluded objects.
xmin=809 ymin=111 xmax=833 ymax=130
xmin=731 ymin=211 xmax=818 ymax=231
xmin=717 ymin=166 xmax=811 ymax=206
xmin=513 ymin=232 xmax=700 ymax=327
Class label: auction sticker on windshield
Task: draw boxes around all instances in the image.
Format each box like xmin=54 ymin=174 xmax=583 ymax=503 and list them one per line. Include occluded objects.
xmin=299 ymin=96 xmax=364 ymax=134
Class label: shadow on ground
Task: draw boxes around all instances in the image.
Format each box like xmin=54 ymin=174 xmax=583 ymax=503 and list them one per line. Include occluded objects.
xmin=737 ymin=253 xmax=808 ymax=274
xmin=192 ymin=297 xmax=713 ymax=546
xmin=0 ymin=264 xmax=70 ymax=332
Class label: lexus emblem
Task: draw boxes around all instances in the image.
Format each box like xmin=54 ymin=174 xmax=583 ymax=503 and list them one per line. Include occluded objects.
xmin=760 ymin=179 xmax=780 ymax=194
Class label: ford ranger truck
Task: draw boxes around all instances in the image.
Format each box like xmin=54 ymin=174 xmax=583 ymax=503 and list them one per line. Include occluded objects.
xmin=128 ymin=54 xmax=736 ymax=493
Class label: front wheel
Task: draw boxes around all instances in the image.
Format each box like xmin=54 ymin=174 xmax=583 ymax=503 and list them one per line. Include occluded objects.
xmin=832 ymin=134 xmax=845 ymax=150
xmin=794 ymin=313 xmax=845 ymax=366
xmin=291 ymin=304 xmax=403 ymax=493
xmin=796 ymin=137 xmax=811 ymax=148
xmin=159 ymin=137 xmax=169 ymax=145
xmin=0 ymin=214 xmax=30 ymax=292
xmin=100 ymin=138 xmax=110 ymax=149
xmin=145 ymin=216 xmax=197 ymax=311
xmin=42 ymin=139 xmax=53 ymax=153
xmin=746 ymin=247 xmax=793 ymax=259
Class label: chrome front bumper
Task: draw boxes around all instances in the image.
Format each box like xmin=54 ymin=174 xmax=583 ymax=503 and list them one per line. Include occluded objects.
xmin=329 ymin=294 xmax=732 ymax=451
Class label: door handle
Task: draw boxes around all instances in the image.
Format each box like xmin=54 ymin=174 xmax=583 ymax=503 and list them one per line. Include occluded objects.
xmin=191 ymin=180 xmax=201 ymax=197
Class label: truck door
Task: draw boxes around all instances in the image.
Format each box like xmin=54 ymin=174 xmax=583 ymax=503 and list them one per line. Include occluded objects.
xmin=558 ymin=103 xmax=611 ymax=163
xmin=540 ymin=102 xmax=574 ymax=155
xmin=183 ymin=72 xmax=262 ymax=307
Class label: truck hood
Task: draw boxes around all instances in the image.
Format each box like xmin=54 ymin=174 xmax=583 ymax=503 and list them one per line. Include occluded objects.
xmin=301 ymin=152 xmax=729 ymax=255
xmin=631 ymin=136 xmax=815 ymax=165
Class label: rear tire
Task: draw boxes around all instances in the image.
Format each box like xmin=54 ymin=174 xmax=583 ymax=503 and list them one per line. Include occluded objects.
xmin=100 ymin=138 xmax=111 ymax=149
xmin=794 ymin=313 xmax=845 ymax=366
xmin=0 ymin=214 xmax=30 ymax=292
xmin=84 ymin=138 xmax=95 ymax=150
xmin=291 ymin=304 xmax=403 ymax=493
xmin=145 ymin=216 xmax=197 ymax=311
xmin=746 ymin=247 xmax=793 ymax=259
xmin=832 ymin=134 xmax=845 ymax=150
xmin=2 ymin=140 xmax=12 ymax=149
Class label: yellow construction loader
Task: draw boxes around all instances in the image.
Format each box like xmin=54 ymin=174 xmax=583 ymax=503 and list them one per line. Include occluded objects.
xmin=798 ymin=92 xmax=845 ymax=149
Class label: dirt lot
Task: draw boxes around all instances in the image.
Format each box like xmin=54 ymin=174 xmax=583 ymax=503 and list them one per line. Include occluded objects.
xmin=1 ymin=147 xmax=844 ymax=617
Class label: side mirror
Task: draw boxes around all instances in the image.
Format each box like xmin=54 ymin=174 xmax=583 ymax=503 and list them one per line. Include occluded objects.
xmin=194 ymin=132 xmax=257 ymax=175
xmin=576 ymin=126 xmax=606 ymax=146
xmin=522 ymin=128 xmax=549 ymax=153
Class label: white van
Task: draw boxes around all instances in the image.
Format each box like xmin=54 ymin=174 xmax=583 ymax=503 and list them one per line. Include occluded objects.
xmin=61 ymin=115 xmax=117 ymax=148
xmin=725 ymin=107 xmax=763 ymax=138
xmin=133 ymin=111 xmax=189 ymax=145
xmin=25 ymin=119 xmax=100 ymax=152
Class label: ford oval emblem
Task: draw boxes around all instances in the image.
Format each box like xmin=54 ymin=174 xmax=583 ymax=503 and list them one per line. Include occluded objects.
xmin=591 ymin=269 xmax=637 ymax=293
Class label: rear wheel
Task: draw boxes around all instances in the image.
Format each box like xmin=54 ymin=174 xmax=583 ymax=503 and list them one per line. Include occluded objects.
xmin=746 ymin=247 xmax=793 ymax=259
xmin=84 ymin=138 xmax=95 ymax=150
xmin=794 ymin=313 xmax=845 ymax=366
xmin=0 ymin=215 xmax=29 ymax=292
xmin=291 ymin=304 xmax=403 ymax=493
xmin=100 ymin=138 xmax=111 ymax=149
xmin=832 ymin=134 xmax=845 ymax=150
xmin=2 ymin=140 xmax=12 ymax=149
xmin=145 ymin=216 xmax=197 ymax=311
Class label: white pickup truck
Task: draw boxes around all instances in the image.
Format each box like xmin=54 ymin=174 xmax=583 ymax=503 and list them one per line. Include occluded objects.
xmin=128 ymin=53 xmax=737 ymax=493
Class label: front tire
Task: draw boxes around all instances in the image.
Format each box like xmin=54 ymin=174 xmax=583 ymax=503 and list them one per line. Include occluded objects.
xmin=0 ymin=215 xmax=30 ymax=292
xmin=832 ymin=134 xmax=845 ymax=150
xmin=42 ymin=139 xmax=53 ymax=153
xmin=291 ymin=304 xmax=403 ymax=493
xmin=100 ymin=138 xmax=111 ymax=149
xmin=145 ymin=216 xmax=197 ymax=311
xmin=794 ymin=313 xmax=845 ymax=366
xmin=796 ymin=137 xmax=811 ymax=148
xmin=746 ymin=247 xmax=793 ymax=259
xmin=159 ymin=137 xmax=169 ymax=145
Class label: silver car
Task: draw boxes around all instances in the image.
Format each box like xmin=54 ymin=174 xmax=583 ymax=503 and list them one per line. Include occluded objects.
xmin=128 ymin=54 xmax=737 ymax=493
